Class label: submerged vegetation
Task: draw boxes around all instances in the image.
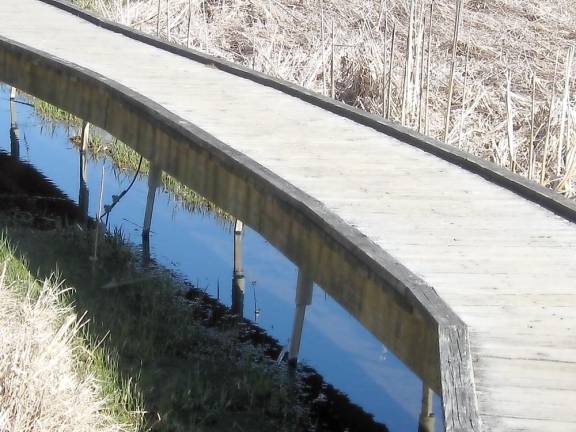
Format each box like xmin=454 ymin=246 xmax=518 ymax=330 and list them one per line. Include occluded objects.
xmin=71 ymin=0 xmax=576 ymax=195
xmin=33 ymin=97 xmax=233 ymax=226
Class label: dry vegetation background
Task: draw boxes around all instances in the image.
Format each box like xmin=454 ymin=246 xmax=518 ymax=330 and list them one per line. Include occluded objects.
xmin=75 ymin=0 xmax=576 ymax=195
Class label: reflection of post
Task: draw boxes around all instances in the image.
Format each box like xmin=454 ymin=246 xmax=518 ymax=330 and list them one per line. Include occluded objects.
xmin=142 ymin=163 xmax=162 ymax=239
xmin=9 ymin=87 xmax=20 ymax=159
xmin=288 ymin=270 xmax=313 ymax=366
xmin=142 ymin=233 xmax=151 ymax=266
xmin=231 ymin=219 xmax=244 ymax=316
xmin=419 ymin=385 xmax=435 ymax=432
xmin=78 ymin=121 xmax=90 ymax=225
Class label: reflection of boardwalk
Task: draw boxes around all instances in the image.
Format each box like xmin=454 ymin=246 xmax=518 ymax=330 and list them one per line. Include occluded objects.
xmin=1 ymin=1 xmax=575 ymax=430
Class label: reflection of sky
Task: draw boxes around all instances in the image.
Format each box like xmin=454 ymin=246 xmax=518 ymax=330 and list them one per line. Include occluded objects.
xmin=0 ymin=85 xmax=444 ymax=431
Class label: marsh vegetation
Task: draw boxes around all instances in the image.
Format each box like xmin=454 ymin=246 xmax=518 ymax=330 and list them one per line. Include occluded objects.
xmin=71 ymin=0 xmax=576 ymax=195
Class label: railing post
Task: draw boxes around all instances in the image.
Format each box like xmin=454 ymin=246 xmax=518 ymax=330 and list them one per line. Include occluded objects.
xmin=142 ymin=163 xmax=162 ymax=239
xmin=419 ymin=385 xmax=435 ymax=432
xmin=9 ymin=87 xmax=19 ymax=159
xmin=288 ymin=270 xmax=313 ymax=366
xmin=231 ymin=219 xmax=245 ymax=316
xmin=78 ymin=121 xmax=90 ymax=225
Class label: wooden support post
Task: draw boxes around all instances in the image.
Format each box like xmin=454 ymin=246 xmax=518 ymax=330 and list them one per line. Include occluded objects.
xmin=231 ymin=219 xmax=245 ymax=316
xmin=288 ymin=270 xmax=314 ymax=366
xmin=9 ymin=87 xmax=19 ymax=159
xmin=78 ymin=121 xmax=90 ymax=224
xmin=418 ymin=385 xmax=435 ymax=432
xmin=142 ymin=163 xmax=162 ymax=238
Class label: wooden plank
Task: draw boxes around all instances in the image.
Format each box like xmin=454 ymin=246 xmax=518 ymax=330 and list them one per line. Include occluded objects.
xmin=439 ymin=325 xmax=481 ymax=432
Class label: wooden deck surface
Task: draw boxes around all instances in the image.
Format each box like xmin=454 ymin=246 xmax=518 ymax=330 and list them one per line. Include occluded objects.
xmin=1 ymin=1 xmax=576 ymax=430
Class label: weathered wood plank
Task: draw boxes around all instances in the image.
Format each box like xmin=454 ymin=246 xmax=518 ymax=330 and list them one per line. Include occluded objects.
xmin=439 ymin=325 xmax=481 ymax=432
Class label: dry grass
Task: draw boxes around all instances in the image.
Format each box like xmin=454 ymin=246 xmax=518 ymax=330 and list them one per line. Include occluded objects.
xmin=73 ymin=0 xmax=575 ymax=195
xmin=0 ymin=256 xmax=138 ymax=432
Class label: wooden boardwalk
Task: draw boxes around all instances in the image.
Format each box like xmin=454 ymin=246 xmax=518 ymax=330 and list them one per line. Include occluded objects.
xmin=1 ymin=1 xmax=576 ymax=430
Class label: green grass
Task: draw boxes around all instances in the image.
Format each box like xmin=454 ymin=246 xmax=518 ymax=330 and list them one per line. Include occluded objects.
xmin=33 ymin=98 xmax=82 ymax=126
xmin=100 ymin=138 xmax=233 ymax=226
xmin=0 ymin=233 xmax=144 ymax=431
xmin=0 ymin=215 xmax=308 ymax=431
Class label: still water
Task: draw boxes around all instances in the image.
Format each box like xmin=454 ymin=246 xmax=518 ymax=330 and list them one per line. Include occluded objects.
xmin=0 ymin=84 xmax=443 ymax=431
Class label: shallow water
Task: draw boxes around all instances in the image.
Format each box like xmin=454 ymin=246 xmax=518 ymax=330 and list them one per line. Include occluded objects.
xmin=0 ymin=84 xmax=444 ymax=431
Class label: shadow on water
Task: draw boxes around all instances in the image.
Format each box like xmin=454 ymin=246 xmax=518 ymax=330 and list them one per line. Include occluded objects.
xmin=0 ymin=84 xmax=444 ymax=431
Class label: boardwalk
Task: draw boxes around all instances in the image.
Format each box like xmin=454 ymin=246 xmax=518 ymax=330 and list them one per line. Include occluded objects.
xmin=1 ymin=1 xmax=576 ymax=430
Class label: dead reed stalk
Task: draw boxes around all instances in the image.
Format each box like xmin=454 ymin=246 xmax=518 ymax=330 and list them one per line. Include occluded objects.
xmin=443 ymin=0 xmax=463 ymax=143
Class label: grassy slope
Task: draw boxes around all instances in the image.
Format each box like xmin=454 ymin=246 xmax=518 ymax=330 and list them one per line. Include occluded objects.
xmin=0 ymin=211 xmax=307 ymax=432
xmin=0 ymin=236 xmax=142 ymax=432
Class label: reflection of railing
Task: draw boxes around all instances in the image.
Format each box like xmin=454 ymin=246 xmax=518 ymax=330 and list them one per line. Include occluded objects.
xmin=9 ymin=87 xmax=19 ymax=158
xmin=79 ymin=121 xmax=90 ymax=224
xmin=231 ymin=219 xmax=244 ymax=316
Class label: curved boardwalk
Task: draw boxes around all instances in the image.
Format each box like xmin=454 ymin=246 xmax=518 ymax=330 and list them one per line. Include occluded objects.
xmin=1 ymin=1 xmax=576 ymax=430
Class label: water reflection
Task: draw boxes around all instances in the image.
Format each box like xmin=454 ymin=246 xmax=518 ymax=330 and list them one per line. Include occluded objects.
xmin=0 ymin=85 xmax=444 ymax=431
xmin=142 ymin=163 xmax=162 ymax=239
xmin=78 ymin=120 xmax=89 ymax=224
xmin=232 ymin=219 xmax=245 ymax=316
xmin=9 ymin=87 xmax=19 ymax=158
xmin=288 ymin=270 xmax=313 ymax=365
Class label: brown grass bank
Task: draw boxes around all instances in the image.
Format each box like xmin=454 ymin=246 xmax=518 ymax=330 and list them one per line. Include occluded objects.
xmin=0 ymin=252 xmax=140 ymax=432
